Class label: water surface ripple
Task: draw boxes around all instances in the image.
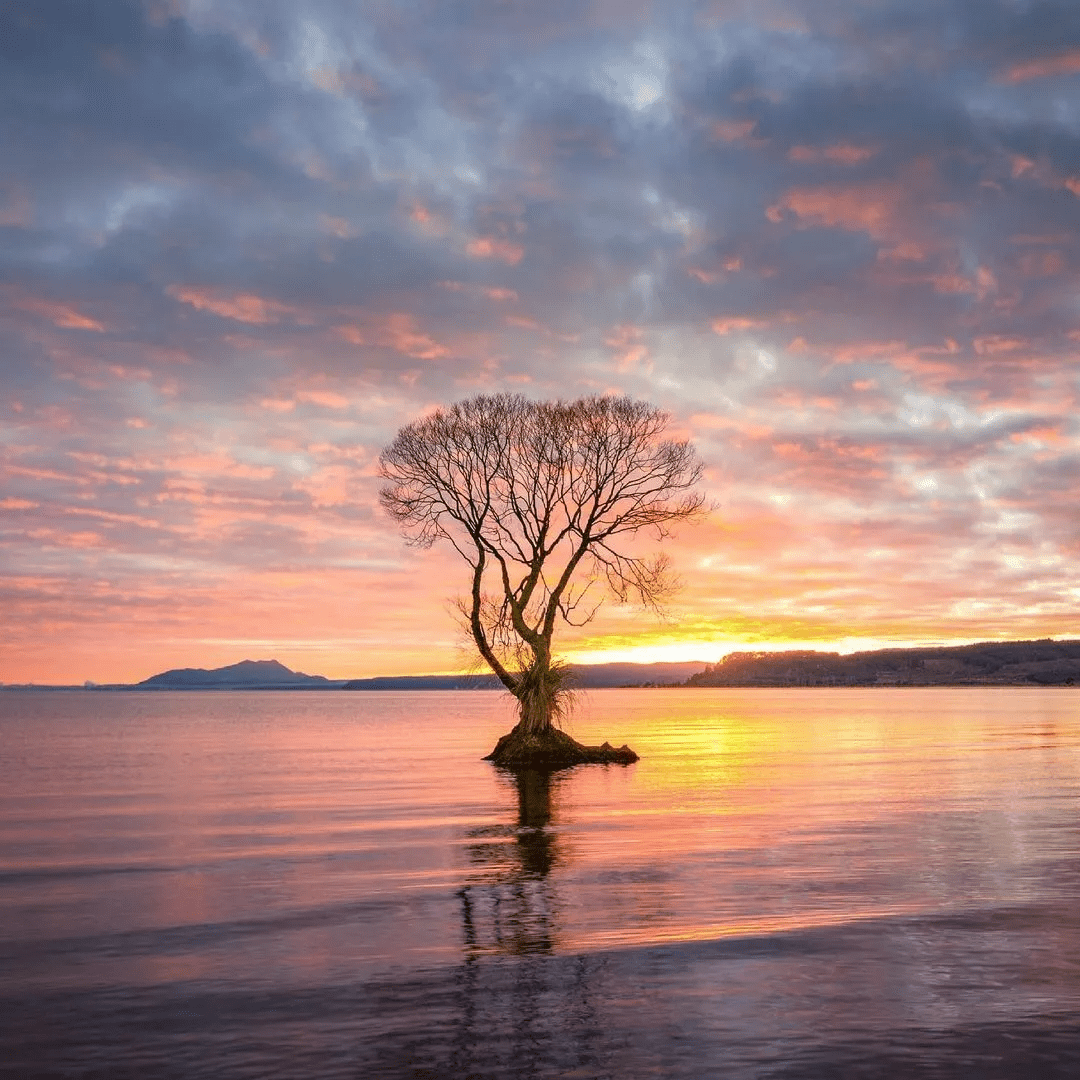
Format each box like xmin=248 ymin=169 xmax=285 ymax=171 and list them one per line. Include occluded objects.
xmin=2 ymin=687 xmax=1079 ymax=1078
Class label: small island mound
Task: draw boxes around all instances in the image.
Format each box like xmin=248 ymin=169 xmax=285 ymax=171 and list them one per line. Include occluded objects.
xmin=484 ymin=724 xmax=639 ymax=768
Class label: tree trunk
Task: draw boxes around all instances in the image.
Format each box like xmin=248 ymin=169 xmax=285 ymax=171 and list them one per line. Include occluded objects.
xmin=516 ymin=691 xmax=552 ymax=735
xmin=516 ymin=648 xmax=561 ymax=734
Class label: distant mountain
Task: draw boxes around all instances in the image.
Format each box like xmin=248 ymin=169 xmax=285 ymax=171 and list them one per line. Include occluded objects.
xmin=342 ymin=661 xmax=707 ymax=690
xmin=687 ymin=639 xmax=1080 ymax=687
xmin=138 ymin=659 xmax=343 ymax=689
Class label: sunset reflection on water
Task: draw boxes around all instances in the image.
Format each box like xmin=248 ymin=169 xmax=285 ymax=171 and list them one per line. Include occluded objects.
xmin=447 ymin=688 xmax=1080 ymax=958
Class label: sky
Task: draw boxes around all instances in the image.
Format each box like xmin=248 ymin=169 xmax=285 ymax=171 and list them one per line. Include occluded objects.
xmin=2 ymin=0 xmax=1079 ymax=684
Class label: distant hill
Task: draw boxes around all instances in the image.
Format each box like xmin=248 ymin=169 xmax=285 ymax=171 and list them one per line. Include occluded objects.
xmin=687 ymin=639 xmax=1080 ymax=687
xmin=342 ymin=661 xmax=707 ymax=691
xmin=138 ymin=659 xmax=343 ymax=689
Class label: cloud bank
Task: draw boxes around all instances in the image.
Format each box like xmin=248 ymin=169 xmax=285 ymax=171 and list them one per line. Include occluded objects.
xmin=2 ymin=0 xmax=1079 ymax=681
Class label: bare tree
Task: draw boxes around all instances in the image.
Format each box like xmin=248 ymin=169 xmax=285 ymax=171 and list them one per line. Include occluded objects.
xmin=379 ymin=393 xmax=704 ymax=761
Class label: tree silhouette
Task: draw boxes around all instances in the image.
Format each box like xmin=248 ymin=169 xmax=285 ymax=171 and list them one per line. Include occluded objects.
xmin=379 ymin=393 xmax=704 ymax=764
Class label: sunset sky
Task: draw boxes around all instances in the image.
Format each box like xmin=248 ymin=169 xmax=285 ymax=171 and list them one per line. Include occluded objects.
xmin=3 ymin=0 xmax=1080 ymax=684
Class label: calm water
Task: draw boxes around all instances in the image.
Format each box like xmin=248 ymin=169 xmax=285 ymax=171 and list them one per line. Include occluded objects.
xmin=2 ymin=687 xmax=1079 ymax=1078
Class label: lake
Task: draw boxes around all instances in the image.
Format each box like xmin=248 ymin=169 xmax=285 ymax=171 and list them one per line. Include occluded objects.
xmin=2 ymin=687 xmax=1079 ymax=1078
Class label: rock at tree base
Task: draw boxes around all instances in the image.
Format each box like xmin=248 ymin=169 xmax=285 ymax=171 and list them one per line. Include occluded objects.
xmin=484 ymin=725 xmax=639 ymax=768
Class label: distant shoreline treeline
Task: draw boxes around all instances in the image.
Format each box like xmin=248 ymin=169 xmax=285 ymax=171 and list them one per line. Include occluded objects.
xmin=687 ymin=638 xmax=1080 ymax=687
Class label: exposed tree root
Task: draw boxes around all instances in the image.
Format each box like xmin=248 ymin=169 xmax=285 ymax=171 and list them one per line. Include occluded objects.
xmin=484 ymin=723 xmax=639 ymax=768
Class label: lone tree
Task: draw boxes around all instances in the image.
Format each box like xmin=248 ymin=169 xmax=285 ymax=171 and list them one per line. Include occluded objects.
xmin=379 ymin=393 xmax=705 ymax=767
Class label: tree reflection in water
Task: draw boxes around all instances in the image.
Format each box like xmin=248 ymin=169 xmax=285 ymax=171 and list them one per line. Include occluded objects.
xmin=441 ymin=768 xmax=613 ymax=1078
xmin=460 ymin=767 xmax=566 ymax=958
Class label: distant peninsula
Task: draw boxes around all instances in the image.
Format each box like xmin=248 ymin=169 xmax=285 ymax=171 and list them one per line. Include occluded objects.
xmin=137 ymin=659 xmax=346 ymax=690
xmin=688 ymin=639 xmax=1080 ymax=687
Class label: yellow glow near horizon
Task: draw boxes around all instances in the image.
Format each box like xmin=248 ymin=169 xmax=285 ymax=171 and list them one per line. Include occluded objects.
xmin=560 ymin=634 xmax=999 ymax=668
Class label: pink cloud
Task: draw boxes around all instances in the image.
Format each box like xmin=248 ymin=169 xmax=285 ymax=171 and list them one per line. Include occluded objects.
xmin=5 ymin=463 xmax=90 ymax=484
xmin=166 ymin=285 xmax=298 ymax=325
xmin=711 ymin=119 xmax=759 ymax=143
xmin=688 ymin=413 xmax=774 ymax=439
xmin=768 ymin=182 xmax=902 ymax=235
xmin=291 ymin=463 xmax=358 ymax=507
xmin=467 ymin=236 xmax=525 ymax=264
xmin=337 ymin=324 xmax=365 ymax=345
xmin=1010 ymin=425 xmax=1063 ymax=446
xmin=335 ymin=312 xmax=450 ymax=360
xmin=712 ymin=317 xmax=766 ymax=335
xmin=1001 ymin=49 xmax=1080 ymax=83
xmin=29 ymin=528 xmax=105 ymax=549
xmin=317 ymin=214 xmax=355 ymax=238
xmin=821 ymin=339 xmax=910 ymax=363
xmin=973 ymin=335 xmax=1024 ymax=355
xmin=440 ymin=280 xmax=519 ymax=302
xmin=158 ymin=452 xmax=275 ymax=481
xmin=11 ymin=294 xmax=105 ymax=332
xmin=296 ymin=389 xmax=350 ymax=410
xmin=604 ymin=325 xmax=649 ymax=372
xmin=61 ymin=505 xmax=162 ymax=528
xmin=374 ymin=313 xmax=449 ymax=359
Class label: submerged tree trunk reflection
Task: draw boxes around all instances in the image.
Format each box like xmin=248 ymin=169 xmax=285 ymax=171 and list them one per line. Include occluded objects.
xmin=459 ymin=768 xmax=565 ymax=957
xmin=514 ymin=768 xmax=558 ymax=877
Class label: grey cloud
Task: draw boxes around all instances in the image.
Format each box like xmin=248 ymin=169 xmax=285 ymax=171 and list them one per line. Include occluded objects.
xmin=1 ymin=1 xmax=303 ymax=187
